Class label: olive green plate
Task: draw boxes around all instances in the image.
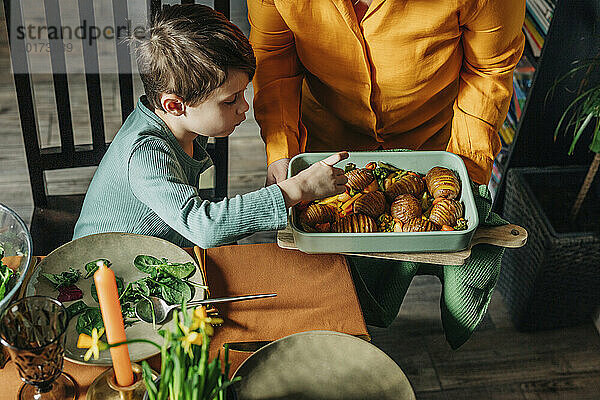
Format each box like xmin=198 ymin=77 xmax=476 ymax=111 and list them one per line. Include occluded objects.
xmin=288 ymin=151 xmax=479 ymax=253
xmin=25 ymin=232 xmax=204 ymax=366
xmin=232 ymin=330 xmax=416 ymax=400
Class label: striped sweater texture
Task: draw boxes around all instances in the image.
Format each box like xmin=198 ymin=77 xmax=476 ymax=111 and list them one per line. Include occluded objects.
xmin=73 ymin=96 xmax=287 ymax=248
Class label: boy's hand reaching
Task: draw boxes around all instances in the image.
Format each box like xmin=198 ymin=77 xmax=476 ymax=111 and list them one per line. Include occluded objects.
xmin=277 ymin=152 xmax=349 ymax=208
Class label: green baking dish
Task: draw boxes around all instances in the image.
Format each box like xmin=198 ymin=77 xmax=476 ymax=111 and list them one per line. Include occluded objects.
xmin=287 ymin=151 xmax=479 ymax=253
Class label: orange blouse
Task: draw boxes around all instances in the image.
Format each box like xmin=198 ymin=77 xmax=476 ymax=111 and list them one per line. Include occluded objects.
xmin=249 ymin=0 xmax=525 ymax=184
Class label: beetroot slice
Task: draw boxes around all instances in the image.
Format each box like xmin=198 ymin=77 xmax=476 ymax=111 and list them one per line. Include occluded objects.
xmin=57 ymin=285 xmax=83 ymax=302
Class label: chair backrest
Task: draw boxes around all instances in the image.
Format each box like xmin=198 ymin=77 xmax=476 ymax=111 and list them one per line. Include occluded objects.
xmin=2 ymin=0 xmax=230 ymax=208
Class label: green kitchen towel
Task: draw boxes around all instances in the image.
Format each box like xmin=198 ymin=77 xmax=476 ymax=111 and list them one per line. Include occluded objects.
xmin=347 ymin=182 xmax=507 ymax=349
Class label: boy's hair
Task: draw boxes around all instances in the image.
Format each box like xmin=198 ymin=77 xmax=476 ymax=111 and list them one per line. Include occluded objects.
xmin=134 ymin=4 xmax=255 ymax=110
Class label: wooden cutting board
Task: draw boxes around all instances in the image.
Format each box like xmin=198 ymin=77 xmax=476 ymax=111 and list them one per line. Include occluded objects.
xmin=277 ymin=224 xmax=528 ymax=265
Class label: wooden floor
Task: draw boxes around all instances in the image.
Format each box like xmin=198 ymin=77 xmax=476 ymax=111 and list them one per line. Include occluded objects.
xmin=1 ymin=3 xmax=599 ymax=399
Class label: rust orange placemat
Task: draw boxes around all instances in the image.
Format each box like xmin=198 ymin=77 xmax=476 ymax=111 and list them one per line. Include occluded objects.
xmin=206 ymin=243 xmax=368 ymax=347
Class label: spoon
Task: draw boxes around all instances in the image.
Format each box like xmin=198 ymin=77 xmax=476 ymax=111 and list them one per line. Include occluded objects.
xmin=135 ymin=293 xmax=277 ymax=324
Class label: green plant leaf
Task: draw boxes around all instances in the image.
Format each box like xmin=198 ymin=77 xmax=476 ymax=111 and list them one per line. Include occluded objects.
xmin=66 ymin=300 xmax=89 ymax=320
xmin=158 ymin=277 xmax=192 ymax=305
xmin=41 ymin=267 xmax=80 ymax=289
xmin=546 ymin=56 xmax=600 ymax=106
xmin=569 ymin=113 xmax=594 ymax=155
xmin=76 ymin=307 xmax=104 ymax=336
xmin=554 ymin=85 xmax=600 ymax=140
xmin=0 ymin=261 xmax=15 ymax=301
xmin=83 ymin=259 xmax=111 ymax=279
xmin=160 ymin=262 xmax=196 ymax=279
xmin=589 ymin=119 xmax=600 ymax=153
xmin=142 ymin=361 xmax=158 ymax=400
xmin=134 ymin=255 xmax=163 ymax=274
xmin=136 ymin=280 xmax=151 ymax=297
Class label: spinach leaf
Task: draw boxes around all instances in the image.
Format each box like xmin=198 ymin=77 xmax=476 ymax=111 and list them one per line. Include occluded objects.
xmin=91 ymin=276 xmax=124 ymax=303
xmin=83 ymin=259 xmax=111 ymax=279
xmin=66 ymin=300 xmax=89 ymax=320
xmin=136 ymin=280 xmax=151 ymax=297
xmin=134 ymin=255 xmax=196 ymax=279
xmin=76 ymin=307 xmax=104 ymax=336
xmin=160 ymin=262 xmax=195 ymax=279
xmin=156 ymin=277 xmax=192 ymax=305
xmin=41 ymin=267 xmax=80 ymax=289
xmin=134 ymin=255 xmax=162 ymax=274
xmin=0 ymin=261 xmax=14 ymax=301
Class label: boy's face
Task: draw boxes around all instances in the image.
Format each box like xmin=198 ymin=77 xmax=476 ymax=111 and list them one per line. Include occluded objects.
xmin=183 ymin=69 xmax=250 ymax=138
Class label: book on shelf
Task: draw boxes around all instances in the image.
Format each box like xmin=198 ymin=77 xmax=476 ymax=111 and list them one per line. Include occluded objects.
xmin=499 ymin=117 xmax=516 ymax=146
xmin=523 ymin=25 xmax=542 ymax=58
xmin=523 ymin=0 xmax=555 ymax=60
xmin=523 ymin=15 xmax=545 ymax=51
xmin=526 ymin=0 xmax=552 ymax=34
xmin=489 ymin=1 xmax=554 ymax=198
xmin=505 ymin=108 xmax=517 ymax=130
xmin=512 ymin=88 xmax=523 ymax=120
xmin=514 ymin=56 xmax=535 ymax=90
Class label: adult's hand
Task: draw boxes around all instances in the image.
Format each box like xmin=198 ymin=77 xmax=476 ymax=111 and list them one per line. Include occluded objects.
xmin=266 ymin=158 xmax=290 ymax=186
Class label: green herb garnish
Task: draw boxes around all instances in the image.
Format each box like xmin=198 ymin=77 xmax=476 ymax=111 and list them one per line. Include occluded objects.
xmin=66 ymin=300 xmax=89 ymax=320
xmin=134 ymin=255 xmax=195 ymax=279
xmin=41 ymin=267 xmax=81 ymax=289
xmin=344 ymin=163 xmax=357 ymax=173
xmin=76 ymin=307 xmax=104 ymax=336
xmin=0 ymin=248 xmax=15 ymax=302
xmin=83 ymin=258 xmax=111 ymax=279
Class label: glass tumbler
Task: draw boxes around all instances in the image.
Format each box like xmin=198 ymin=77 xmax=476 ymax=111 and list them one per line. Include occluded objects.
xmin=0 ymin=296 xmax=77 ymax=399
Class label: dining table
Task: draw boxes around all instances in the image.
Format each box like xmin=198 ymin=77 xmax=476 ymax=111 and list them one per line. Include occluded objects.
xmin=0 ymin=242 xmax=370 ymax=399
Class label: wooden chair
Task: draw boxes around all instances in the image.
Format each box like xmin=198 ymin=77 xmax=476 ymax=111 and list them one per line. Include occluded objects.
xmin=2 ymin=0 xmax=231 ymax=255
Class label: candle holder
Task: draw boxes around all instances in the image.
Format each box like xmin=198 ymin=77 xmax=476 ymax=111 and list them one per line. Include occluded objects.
xmin=87 ymin=363 xmax=158 ymax=400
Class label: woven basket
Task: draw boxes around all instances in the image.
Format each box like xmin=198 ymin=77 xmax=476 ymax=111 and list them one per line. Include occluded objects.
xmin=499 ymin=166 xmax=600 ymax=331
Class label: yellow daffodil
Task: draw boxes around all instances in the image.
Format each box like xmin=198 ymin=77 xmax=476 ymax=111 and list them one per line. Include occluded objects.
xmin=190 ymin=306 xmax=223 ymax=336
xmin=178 ymin=322 xmax=203 ymax=357
xmin=77 ymin=328 xmax=107 ymax=361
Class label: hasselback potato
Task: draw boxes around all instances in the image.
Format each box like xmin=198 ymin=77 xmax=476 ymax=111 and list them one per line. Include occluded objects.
xmin=299 ymin=204 xmax=337 ymax=227
xmin=384 ymin=174 xmax=425 ymax=202
xmin=400 ymin=218 xmax=438 ymax=232
xmin=425 ymin=167 xmax=460 ymax=200
xmin=331 ymin=214 xmax=378 ymax=233
xmin=345 ymin=168 xmax=375 ymax=192
xmin=390 ymin=194 xmax=422 ymax=223
xmin=354 ymin=191 xmax=386 ymax=218
xmin=428 ymin=199 xmax=464 ymax=227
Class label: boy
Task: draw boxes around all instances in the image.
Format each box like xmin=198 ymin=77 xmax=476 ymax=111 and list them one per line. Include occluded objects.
xmin=73 ymin=4 xmax=348 ymax=248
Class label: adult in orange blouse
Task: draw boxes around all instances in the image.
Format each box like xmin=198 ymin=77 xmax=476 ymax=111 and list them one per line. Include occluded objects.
xmin=249 ymin=0 xmax=525 ymax=186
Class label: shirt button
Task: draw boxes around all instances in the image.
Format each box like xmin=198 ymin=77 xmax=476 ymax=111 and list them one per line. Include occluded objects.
xmin=363 ymin=83 xmax=370 ymax=89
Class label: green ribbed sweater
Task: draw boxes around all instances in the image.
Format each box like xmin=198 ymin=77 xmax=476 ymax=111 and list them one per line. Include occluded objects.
xmin=73 ymin=96 xmax=288 ymax=248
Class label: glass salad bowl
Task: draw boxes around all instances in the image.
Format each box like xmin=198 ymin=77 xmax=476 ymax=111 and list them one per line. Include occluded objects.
xmin=0 ymin=203 xmax=33 ymax=316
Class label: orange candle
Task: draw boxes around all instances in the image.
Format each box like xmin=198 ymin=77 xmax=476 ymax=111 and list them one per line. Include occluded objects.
xmin=94 ymin=261 xmax=134 ymax=387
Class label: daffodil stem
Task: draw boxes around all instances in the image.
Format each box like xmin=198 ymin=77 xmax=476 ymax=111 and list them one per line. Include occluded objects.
xmin=108 ymin=338 xmax=162 ymax=350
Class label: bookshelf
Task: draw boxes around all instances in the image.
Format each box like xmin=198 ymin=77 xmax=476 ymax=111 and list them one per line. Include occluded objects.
xmin=490 ymin=0 xmax=600 ymax=213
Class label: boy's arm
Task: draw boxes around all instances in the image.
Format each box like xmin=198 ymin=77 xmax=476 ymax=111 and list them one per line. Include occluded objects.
xmin=248 ymin=0 xmax=306 ymax=167
xmin=128 ymin=140 xmax=288 ymax=248
xmin=447 ymin=0 xmax=525 ymax=184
